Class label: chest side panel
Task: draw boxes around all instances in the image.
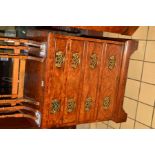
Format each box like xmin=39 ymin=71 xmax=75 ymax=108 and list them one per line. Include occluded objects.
xmin=25 ymin=60 xmax=44 ymax=103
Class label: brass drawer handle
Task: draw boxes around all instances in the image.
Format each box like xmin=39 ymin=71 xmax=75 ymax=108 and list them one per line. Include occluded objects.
xmin=103 ymin=96 xmax=111 ymax=109
xmin=50 ymin=99 xmax=60 ymax=114
xmin=85 ymin=97 xmax=92 ymax=112
xmin=108 ymin=55 xmax=116 ymax=70
xmin=71 ymin=53 xmax=80 ymax=69
xmin=67 ymin=98 xmax=76 ymax=113
xmin=55 ymin=51 xmax=65 ymax=68
xmin=90 ymin=53 xmax=98 ymax=69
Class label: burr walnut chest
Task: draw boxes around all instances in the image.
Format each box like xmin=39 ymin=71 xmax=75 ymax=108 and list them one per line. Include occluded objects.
xmin=0 ymin=27 xmax=138 ymax=128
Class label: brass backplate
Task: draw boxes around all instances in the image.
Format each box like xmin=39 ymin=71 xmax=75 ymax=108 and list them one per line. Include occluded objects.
xmin=103 ymin=96 xmax=111 ymax=109
xmin=108 ymin=55 xmax=116 ymax=70
xmin=67 ymin=98 xmax=76 ymax=113
xmin=85 ymin=97 xmax=92 ymax=111
xmin=55 ymin=51 xmax=65 ymax=68
xmin=90 ymin=53 xmax=98 ymax=69
xmin=71 ymin=53 xmax=80 ymax=69
xmin=50 ymin=99 xmax=60 ymax=114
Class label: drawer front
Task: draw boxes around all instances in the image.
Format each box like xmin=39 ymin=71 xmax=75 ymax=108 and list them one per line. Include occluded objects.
xmin=96 ymin=43 xmax=123 ymax=121
xmin=78 ymin=41 xmax=105 ymax=123
xmin=62 ymin=39 xmax=85 ymax=124
xmin=48 ymin=36 xmax=69 ymax=127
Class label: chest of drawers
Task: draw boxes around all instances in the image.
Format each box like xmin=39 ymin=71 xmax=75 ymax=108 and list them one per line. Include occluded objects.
xmin=24 ymin=32 xmax=138 ymax=128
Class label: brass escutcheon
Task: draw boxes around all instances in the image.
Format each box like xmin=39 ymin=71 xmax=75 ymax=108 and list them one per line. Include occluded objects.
xmin=55 ymin=51 xmax=65 ymax=68
xmin=90 ymin=53 xmax=98 ymax=69
xmin=103 ymin=96 xmax=111 ymax=109
xmin=71 ymin=53 xmax=80 ymax=69
xmin=67 ymin=98 xmax=76 ymax=113
xmin=50 ymin=99 xmax=60 ymax=114
xmin=85 ymin=97 xmax=92 ymax=112
xmin=108 ymin=55 xmax=116 ymax=70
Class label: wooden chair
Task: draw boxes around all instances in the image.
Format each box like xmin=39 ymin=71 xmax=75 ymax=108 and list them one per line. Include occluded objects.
xmin=0 ymin=37 xmax=42 ymax=128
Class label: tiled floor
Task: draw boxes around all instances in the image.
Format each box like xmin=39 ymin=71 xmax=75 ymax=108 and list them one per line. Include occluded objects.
xmin=77 ymin=26 xmax=155 ymax=129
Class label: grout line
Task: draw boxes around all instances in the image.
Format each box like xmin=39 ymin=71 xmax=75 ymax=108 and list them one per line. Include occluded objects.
xmin=103 ymin=121 xmax=109 ymax=125
xmin=146 ymin=27 xmax=150 ymax=40
xmin=127 ymin=78 xmax=155 ymax=86
xmin=151 ymin=100 xmax=155 ymax=128
xmin=102 ymin=123 xmax=108 ymax=129
xmin=130 ymin=59 xmax=155 ymax=64
xmin=107 ymin=125 xmax=114 ymax=129
xmin=119 ymin=117 xmax=135 ymax=129
xmin=124 ymin=96 xmax=155 ymax=108
xmin=127 ymin=77 xmax=141 ymax=82
xmin=127 ymin=116 xmax=136 ymax=121
xmin=141 ymin=81 xmax=154 ymax=86
xmin=124 ymin=95 xmax=139 ymax=103
xmin=107 ymin=121 xmax=109 ymax=126
xmin=130 ymin=59 xmax=143 ymax=62
xmin=133 ymin=26 xmax=149 ymax=128
xmin=128 ymin=117 xmax=152 ymax=128
xmin=108 ymin=121 xmax=121 ymax=129
xmin=127 ymin=116 xmax=152 ymax=129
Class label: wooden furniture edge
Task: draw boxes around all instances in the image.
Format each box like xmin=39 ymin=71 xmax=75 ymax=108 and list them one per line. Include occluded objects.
xmin=112 ymin=40 xmax=138 ymax=123
xmin=71 ymin=26 xmax=139 ymax=35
